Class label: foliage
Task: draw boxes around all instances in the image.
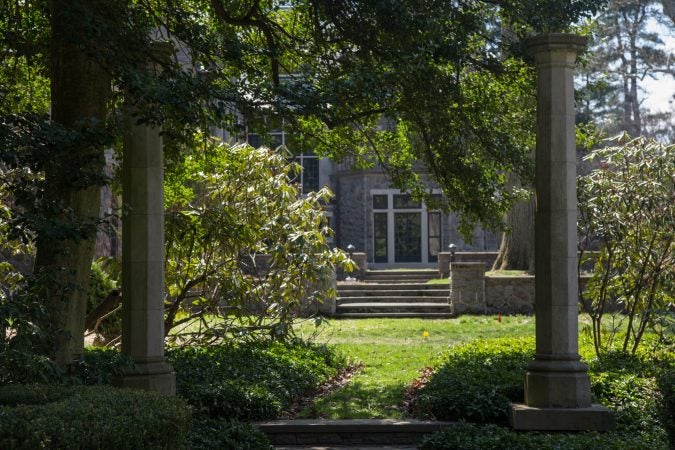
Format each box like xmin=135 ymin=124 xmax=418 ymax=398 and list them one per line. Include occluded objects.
xmin=163 ymin=138 xmax=349 ymax=343
xmin=67 ymin=347 xmax=136 ymax=386
xmin=0 ymin=268 xmax=68 ymax=385
xmin=578 ymin=135 xmax=674 ymax=356
xmin=409 ymin=336 xmax=672 ymax=447
xmin=167 ymin=339 xmax=346 ymax=420
xmin=187 ymin=419 xmax=272 ymax=450
xmin=657 ymin=367 xmax=675 ymax=448
xmin=86 ymin=258 xmax=121 ymax=341
xmin=419 ymin=421 xmax=656 ymax=450
xmin=2 ymin=0 xmax=606 ymax=365
xmin=0 ymin=384 xmax=191 ymax=450
xmin=576 ymin=0 xmax=674 ymax=139
xmin=410 ymin=337 xmax=533 ymax=423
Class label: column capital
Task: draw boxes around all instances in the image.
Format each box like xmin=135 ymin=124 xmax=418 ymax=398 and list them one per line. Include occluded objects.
xmin=525 ymin=33 xmax=587 ymax=61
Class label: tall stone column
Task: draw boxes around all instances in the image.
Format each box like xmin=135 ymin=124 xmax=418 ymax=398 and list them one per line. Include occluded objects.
xmin=509 ymin=34 xmax=613 ymax=430
xmin=113 ymin=43 xmax=175 ymax=395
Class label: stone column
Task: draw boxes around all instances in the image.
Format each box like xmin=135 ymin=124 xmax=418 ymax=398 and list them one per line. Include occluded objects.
xmin=113 ymin=43 xmax=175 ymax=395
xmin=509 ymin=34 xmax=613 ymax=430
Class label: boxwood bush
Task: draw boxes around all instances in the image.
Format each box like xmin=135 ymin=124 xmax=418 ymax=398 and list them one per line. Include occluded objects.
xmin=167 ymin=339 xmax=346 ymax=421
xmin=0 ymin=384 xmax=191 ymax=450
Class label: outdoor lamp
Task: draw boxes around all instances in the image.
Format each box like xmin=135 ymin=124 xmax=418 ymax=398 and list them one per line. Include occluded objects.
xmin=448 ymin=243 xmax=457 ymax=262
xmin=346 ymin=244 xmax=355 ymax=259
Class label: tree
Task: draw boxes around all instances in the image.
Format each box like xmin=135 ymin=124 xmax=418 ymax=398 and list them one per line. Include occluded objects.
xmin=578 ymin=135 xmax=674 ymax=356
xmin=162 ymin=138 xmax=347 ymax=344
xmin=1 ymin=0 xmax=606 ymax=365
xmin=578 ymin=0 xmax=674 ymax=137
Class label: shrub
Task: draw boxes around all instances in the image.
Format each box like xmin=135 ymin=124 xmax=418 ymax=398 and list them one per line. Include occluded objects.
xmin=168 ymin=339 xmax=346 ymax=420
xmin=411 ymin=337 xmax=534 ymax=423
xmin=657 ymin=367 xmax=675 ymax=449
xmin=419 ymin=421 xmax=657 ymax=450
xmin=68 ymin=347 xmax=136 ymax=385
xmin=0 ymin=384 xmax=191 ymax=450
xmin=187 ymin=419 xmax=272 ymax=450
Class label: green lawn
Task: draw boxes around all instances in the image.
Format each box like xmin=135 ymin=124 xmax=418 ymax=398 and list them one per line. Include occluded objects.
xmin=293 ymin=316 xmax=535 ymax=419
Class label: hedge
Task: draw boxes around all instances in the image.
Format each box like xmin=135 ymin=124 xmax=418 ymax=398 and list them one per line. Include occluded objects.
xmin=0 ymin=384 xmax=191 ymax=450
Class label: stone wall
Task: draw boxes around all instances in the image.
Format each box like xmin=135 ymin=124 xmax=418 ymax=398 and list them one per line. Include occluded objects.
xmin=438 ymin=252 xmax=498 ymax=277
xmin=485 ymin=276 xmax=535 ymax=314
xmin=450 ymin=262 xmax=593 ymax=315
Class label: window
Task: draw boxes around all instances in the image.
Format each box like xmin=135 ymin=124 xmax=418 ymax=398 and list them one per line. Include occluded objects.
xmin=246 ymin=123 xmax=320 ymax=194
xmin=373 ymin=195 xmax=388 ymax=210
xmin=293 ymin=152 xmax=320 ymax=193
xmin=393 ymin=194 xmax=421 ymax=209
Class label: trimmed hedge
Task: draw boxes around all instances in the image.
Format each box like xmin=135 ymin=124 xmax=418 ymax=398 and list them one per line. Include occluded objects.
xmin=0 ymin=384 xmax=191 ymax=450
xmin=168 ymin=339 xmax=346 ymax=420
xmin=419 ymin=421 xmax=656 ymax=450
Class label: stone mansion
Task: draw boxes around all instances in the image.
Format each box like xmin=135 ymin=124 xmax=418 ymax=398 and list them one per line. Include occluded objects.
xmin=246 ymin=128 xmax=501 ymax=268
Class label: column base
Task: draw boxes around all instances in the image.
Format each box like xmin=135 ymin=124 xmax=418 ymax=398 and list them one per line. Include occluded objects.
xmin=111 ymin=361 xmax=176 ymax=395
xmin=509 ymin=403 xmax=616 ymax=431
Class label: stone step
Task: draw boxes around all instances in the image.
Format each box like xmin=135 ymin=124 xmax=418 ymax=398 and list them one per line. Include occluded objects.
xmin=337 ymin=296 xmax=448 ymax=304
xmin=256 ymin=419 xmax=455 ymax=446
xmin=336 ymin=302 xmax=452 ymax=314
xmin=333 ymin=312 xmax=455 ymax=318
xmin=337 ymin=283 xmax=446 ymax=291
xmin=362 ymin=270 xmax=440 ymax=283
xmin=337 ymin=289 xmax=448 ymax=298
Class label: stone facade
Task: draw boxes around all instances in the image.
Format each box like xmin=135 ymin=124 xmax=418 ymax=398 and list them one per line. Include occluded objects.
xmin=329 ymin=165 xmax=500 ymax=265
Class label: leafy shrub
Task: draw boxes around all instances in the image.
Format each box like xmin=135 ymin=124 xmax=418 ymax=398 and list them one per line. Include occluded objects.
xmin=168 ymin=339 xmax=346 ymax=420
xmin=0 ymin=384 xmax=191 ymax=450
xmin=411 ymin=337 xmax=534 ymax=423
xmin=419 ymin=421 xmax=657 ymax=450
xmin=86 ymin=258 xmax=121 ymax=340
xmin=187 ymin=419 xmax=272 ymax=450
xmin=68 ymin=347 xmax=136 ymax=385
xmin=657 ymin=367 xmax=675 ymax=448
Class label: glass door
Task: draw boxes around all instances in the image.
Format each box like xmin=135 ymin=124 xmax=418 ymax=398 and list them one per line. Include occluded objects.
xmin=394 ymin=213 xmax=422 ymax=262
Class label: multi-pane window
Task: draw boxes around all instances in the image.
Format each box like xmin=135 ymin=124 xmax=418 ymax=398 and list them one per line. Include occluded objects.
xmin=294 ymin=152 xmax=320 ymax=193
xmin=247 ymin=126 xmax=320 ymax=194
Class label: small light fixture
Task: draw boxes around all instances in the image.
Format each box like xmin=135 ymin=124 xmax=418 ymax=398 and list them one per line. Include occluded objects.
xmin=448 ymin=243 xmax=457 ymax=262
xmin=345 ymin=244 xmax=356 ymax=281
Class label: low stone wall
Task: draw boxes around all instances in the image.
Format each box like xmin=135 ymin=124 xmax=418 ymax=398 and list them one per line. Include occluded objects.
xmin=450 ymin=262 xmax=592 ymax=315
xmin=485 ymin=275 xmax=535 ymax=314
xmin=438 ymin=252 xmax=498 ymax=277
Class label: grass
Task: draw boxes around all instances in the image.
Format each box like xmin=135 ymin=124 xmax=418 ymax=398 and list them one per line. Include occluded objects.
xmin=293 ymin=316 xmax=535 ymax=419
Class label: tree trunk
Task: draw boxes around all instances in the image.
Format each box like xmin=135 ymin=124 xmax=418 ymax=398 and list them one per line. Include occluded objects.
xmin=33 ymin=0 xmax=111 ymax=366
xmin=663 ymin=0 xmax=675 ymax=23
xmin=492 ymin=192 xmax=535 ymax=273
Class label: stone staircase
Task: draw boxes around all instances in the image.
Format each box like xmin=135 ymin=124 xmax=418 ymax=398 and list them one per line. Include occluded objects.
xmin=335 ymin=270 xmax=452 ymax=318
xmin=256 ymin=419 xmax=455 ymax=447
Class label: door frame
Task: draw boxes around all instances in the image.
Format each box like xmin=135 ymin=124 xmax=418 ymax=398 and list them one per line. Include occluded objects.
xmin=371 ymin=189 xmax=441 ymax=264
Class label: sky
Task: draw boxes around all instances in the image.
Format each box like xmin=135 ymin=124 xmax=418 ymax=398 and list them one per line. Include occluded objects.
xmin=642 ymin=13 xmax=675 ymax=114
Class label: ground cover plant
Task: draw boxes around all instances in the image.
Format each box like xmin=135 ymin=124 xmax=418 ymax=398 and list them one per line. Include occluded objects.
xmin=412 ymin=335 xmax=674 ymax=449
xmin=0 ymin=384 xmax=191 ymax=450
xmin=0 ymin=338 xmax=343 ymax=449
